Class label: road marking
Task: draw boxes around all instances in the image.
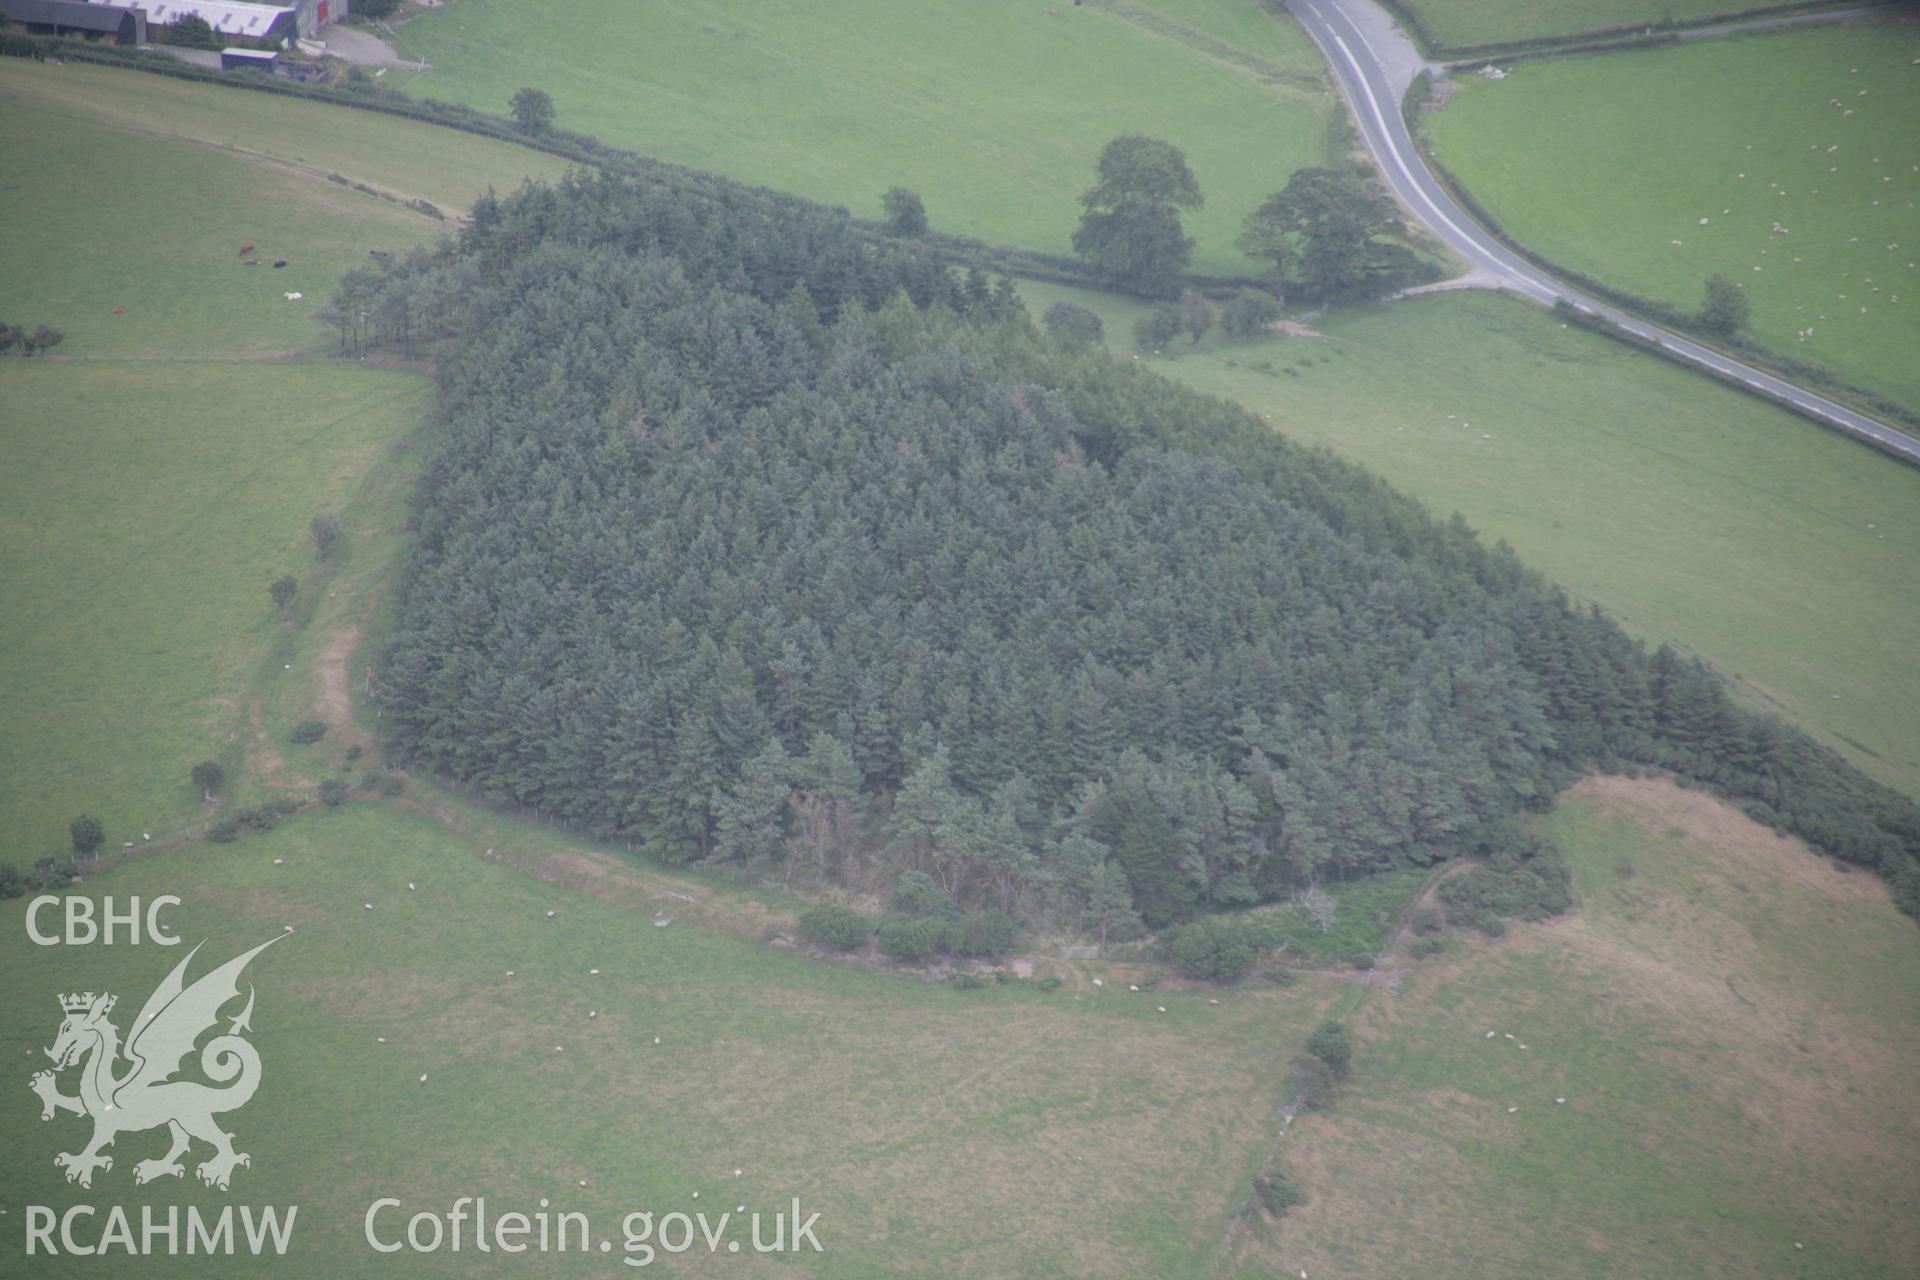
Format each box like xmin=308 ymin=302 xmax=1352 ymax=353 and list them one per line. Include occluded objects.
xmin=1297 ymin=0 xmax=1918 ymax=459
xmin=1320 ymin=29 xmax=1556 ymax=301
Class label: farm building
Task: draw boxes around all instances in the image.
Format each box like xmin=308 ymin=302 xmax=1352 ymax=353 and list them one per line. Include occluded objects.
xmin=140 ymin=1 xmax=296 ymax=45
xmin=288 ymin=0 xmax=344 ymax=35
xmin=219 ymin=45 xmax=278 ymax=71
xmin=137 ymin=0 xmax=336 ymax=45
xmin=0 ymin=0 xmax=145 ymax=44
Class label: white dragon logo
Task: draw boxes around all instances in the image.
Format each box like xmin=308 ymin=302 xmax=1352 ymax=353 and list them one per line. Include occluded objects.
xmin=30 ymin=937 xmax=280 ymax=1191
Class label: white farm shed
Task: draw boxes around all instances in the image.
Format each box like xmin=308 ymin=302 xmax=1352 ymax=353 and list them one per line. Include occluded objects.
xmin=141 ymin=0 xmax=346 ymax=42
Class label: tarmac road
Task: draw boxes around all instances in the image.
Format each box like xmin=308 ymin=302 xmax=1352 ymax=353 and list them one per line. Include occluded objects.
xmin=1286 ymin=0 xmax=1920 ymax=463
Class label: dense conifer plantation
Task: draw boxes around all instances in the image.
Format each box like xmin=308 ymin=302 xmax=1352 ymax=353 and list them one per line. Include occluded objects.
xmin=341 ymin=172 xmax=1920 ymax=929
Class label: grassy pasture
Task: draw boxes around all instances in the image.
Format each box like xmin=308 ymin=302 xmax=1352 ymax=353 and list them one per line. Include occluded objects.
xmin=1426 ymin=21 xmax=1920 ymax=415
xmin=1229 ymin=775 xmax=1920 ymax=1279
xmin=0 ymin=362 xmax=430 ymax=854
xmin=387 ymin=0 xmax=1336 ymax=275
xmin=0 ymin=800 xmax=1339 ymax=1277
xmin=1393 ymin=0 xmax=1838 ymax=48
xmin=0 ymin=59 xmax=570 ymax=853
xmin=0 ymin=59 xmax=567 ymax=359
xmin=1018 ymin=282 xmax=1920 ymax=800
xmin=2 ymin=54 xmax=1915 ymax=1280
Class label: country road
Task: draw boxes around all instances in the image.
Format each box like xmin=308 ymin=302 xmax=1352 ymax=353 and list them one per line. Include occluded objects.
xmin=1285 ymin=0 xmax=1920 ymax=464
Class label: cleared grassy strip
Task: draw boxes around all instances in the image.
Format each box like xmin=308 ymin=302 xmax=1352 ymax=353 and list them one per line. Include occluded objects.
xmin=1227 ymin=775 xmax=1920 ymax=1279
xmin=0 ymin=800 xmax=1336 ymax=1277
xmin=1425 ymin=22 xmax=1920 ymax=414
xmin=389 ymin=0 xmax=1335 ymax=276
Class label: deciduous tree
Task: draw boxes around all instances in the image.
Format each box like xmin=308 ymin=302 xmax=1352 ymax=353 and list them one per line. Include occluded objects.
xmin=509 ymin=87 xmax=555 ymax=134
xmin=309 ymin=511 xmax=342 ymax=562
xmin=1238 ymin=168 xmax=1421 ymax=304
xmin=191 ymin=761 xmax=224 ymax=803
xmin=70 ymin=815 xmax=105 ymax=856
xmin=1697 ymin=274 xmax=1749 ymax=337
xmin=1073 ymin=136 xmax=1202 ymax=297
xmin=882 ymin=187 xmax=928 ymax=237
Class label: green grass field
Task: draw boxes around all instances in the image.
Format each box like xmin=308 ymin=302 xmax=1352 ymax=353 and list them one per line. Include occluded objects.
xmin=1019 ymin=281 xmax=1920 ymax=800
xmin=1426 ymin=21 xmax=1920 ymax=414
xmin=0 ymin=361 xmax=430 ymax=854
xmin=4 ymin=54 xmax=1918 ymax=1280
xmin=1395 ymin=0 xmax=1840 ymax=49
xmin=0 ymin=800 xmax=1339 ymax=1277
xmin=385 ymin=0 xmax=1336 ymax=275
xmin=0 ymin=60 xmax=567 ymax=359
xmin=1231 ymin=775 xmax=1920 ymax=1279
xmin=0 ymin=60 xmax=568 ymax=854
